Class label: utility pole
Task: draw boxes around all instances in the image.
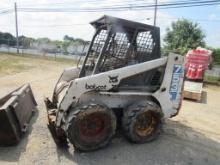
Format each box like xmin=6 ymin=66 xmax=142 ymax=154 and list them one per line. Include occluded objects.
xmin=153 ymin=0 xmax=158 ymax=26
xmin=14 ymin=2 xmax=19 ymax=54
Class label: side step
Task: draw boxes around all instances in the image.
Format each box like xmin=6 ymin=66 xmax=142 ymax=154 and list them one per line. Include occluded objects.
xmin=0 ymin=84 xmax=37 ymax=146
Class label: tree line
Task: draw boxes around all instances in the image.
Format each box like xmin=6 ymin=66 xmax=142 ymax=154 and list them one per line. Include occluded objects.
xmin=0 ymin=32 xmax=89 ymax=54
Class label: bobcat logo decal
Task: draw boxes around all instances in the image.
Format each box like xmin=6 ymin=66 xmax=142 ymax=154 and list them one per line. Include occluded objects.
xmin=108 ymin=75 xmax=119 ymax=83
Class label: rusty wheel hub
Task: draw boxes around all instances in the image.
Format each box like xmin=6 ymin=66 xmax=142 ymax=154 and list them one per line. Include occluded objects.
xmin=134 ymin=111 xmax=157 ymax=137
xmin=79 ymin=113 xmax=107 ymax=140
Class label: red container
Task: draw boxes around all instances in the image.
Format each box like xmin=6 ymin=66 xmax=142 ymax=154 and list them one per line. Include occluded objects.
xmin=184 ymin=48 xmax=211 ymax=80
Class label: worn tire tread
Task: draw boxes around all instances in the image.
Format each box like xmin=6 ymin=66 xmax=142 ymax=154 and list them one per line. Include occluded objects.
xmin=66 ymin=103 xmax=116 ymax=151
xmin=122 ymin=101 xmax=163 ymax=143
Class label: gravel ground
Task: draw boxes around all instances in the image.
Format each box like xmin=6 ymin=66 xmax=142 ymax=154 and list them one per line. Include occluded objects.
xmin=0 ymin=57 xmax=220 ymax=165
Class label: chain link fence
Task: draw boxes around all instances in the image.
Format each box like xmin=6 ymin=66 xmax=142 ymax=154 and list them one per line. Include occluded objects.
xmin=0 ymin=38 xmax=89 ymax=60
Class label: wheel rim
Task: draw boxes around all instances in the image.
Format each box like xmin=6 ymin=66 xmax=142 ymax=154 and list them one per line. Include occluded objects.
xmin=134 ymin=111 xmax=157 ymax=137
xmin=79 ymin=113 xmax=107 ymax=141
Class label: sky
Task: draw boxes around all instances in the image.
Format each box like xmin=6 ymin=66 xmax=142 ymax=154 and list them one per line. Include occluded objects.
xmin=0 ymin=0 xmax=220 ymax=47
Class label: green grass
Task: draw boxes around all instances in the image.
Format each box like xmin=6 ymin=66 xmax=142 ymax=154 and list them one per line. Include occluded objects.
xmin=204 ymin=74 xmax=220 ymax=86
xmin=0 ymin=55 xmax=30 ymax=74
xmin=0 ymin=52 xmax=77 ymax=75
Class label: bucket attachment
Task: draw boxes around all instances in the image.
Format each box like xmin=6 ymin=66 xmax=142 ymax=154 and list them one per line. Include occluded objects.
xmin=0 ymin=84 xmax=37 ymax=146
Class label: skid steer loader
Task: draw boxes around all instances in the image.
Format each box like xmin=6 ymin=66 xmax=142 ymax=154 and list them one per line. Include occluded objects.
xmin=45 ymin=15 xmax=184 ymax=151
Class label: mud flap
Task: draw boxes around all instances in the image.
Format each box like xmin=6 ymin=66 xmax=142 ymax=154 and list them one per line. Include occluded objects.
xmin=0 ymin=84 xmax=37 ymax=146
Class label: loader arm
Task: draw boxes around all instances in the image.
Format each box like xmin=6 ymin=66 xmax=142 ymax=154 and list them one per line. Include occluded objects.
xmin=59 ymin=57 xmax=167 ymax=109
xmin=52 ymin=67 xmax=81 ymax=105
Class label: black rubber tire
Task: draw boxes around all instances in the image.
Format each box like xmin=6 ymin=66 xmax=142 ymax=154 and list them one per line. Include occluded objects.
xmin=122 ymin=101 xmax=163 ymax=143
xmin=66 ymin=103 xmax=116 ymax=151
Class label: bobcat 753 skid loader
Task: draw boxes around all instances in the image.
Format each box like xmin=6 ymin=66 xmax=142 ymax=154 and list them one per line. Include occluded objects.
xmin=45 ymin=15 xmax=184 ymax=151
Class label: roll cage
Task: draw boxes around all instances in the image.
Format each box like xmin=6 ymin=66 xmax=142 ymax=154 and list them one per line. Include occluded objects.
xmin=79 ymin=15 xmax=161 ymax=78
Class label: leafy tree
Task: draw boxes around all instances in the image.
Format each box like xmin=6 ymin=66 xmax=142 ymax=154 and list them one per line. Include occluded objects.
xmin=0 ymin=31 xmax=89 ymax=54
xmin=62 ymin=41 xmax=71 ymax=54
xmin=74 ymin=38 xmax=86 ymax=44
xmin=36 ymin=37 xmax=51 ymax=43
xmin=63 ymin=35 xmax=74 ymax=42
xmin=163 ymin=19 xmax=206 ymax=55
xmin=210 ymin=48 xmax=220 ymax=65
xmin=18 ymin=35 xmax=35 ymax=48
xmin=0 ymin=32 xmax=16 ymax=46
xmin=62 ymin=35 xmax=75 ymax=54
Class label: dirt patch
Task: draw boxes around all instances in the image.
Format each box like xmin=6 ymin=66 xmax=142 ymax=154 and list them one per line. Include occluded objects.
xmin=0 ymin=54 xmax=220 ymax=165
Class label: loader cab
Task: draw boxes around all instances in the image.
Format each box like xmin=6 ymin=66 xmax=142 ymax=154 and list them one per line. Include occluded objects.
xmin=79 ymin=15 xmax=161 ymax=78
